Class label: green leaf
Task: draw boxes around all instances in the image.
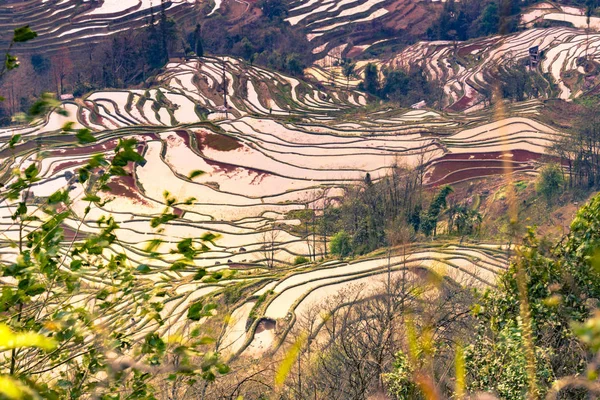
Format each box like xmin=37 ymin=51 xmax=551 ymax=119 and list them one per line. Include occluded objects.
xmin=96 ymin=290 xmax=110 ymax=301
xmin=216 ymin=363 xmax=230 ymax=374
xmin=187 ymin=302 xmax=204 ymax=321
xmin=136 ymin=264 xmax=151 ymax=273
xmin=204 ymin=303 xmax=218 ymax=312
xmin=56 ymin=379 xmax=72 ymax=389
xmin=61 ymin=121 xmax=75 ymax=132
xmin=0 ymin=324 xmax=57 ymax=351
xmin=196 ymin=336 xmax=216 ymax=345
xmin=48 ymin=190 xmax=68 ymax=204
xmin=28 ymin=93 xmax=61 ymax=118
xmin=8 ymin=134 xmax=21 ymax=148
xmin=15 ymin=202 xmax=27 ymax=217
xmin=169 ymin=261 xmax=188 ymax=271
xmin=75 ymin=129 xmax=96 ymax=144
xmin=82 ymin=194 xmax=101 ymax=203
xmin=78 ymin=167 xmax=90 ymax=184
xmin=13 ymin=25 xmax=37 ymax=43
xmin=24 ymin=164 xmax=39 ymax=179
xmin=24 ymin=284 xmax=45 ymax=297
xmin=144 ymin=239 xmax=163 ymax=254
xmin=70 ymin=260 xmax=82 ymax=271
xmin=142 ymin=333 xmax=165 ymax=354
xmin=150 ymin=213 xmax=178 ymax=228
xmin=188 ymin=170 xmax=205 ymax=180
xmin=87 ymin=154 xmax=107 ymax=168
xmin=5 ymin=54 xmax=19 ymax=71
xmin=200 ymin=232 xmax=219 ymax=243
xmin=193 ymin=268 xmax=206 ymax=280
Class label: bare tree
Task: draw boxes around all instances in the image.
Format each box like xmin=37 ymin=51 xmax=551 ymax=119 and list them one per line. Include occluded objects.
xmin=261 ymin=225 xmax=281 ymax=269
xmin=51 ymin=48 xmax=73 ymax=94
xmin=280 ymin=271 xmax=476 ymax=399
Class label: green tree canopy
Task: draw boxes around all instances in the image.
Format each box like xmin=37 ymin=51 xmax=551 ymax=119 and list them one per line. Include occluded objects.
xmin=467 ymin=191 xmax=600 ymax=397
xmin=536 ymin=163 xmax=564 ymax=204
xmin=330 ymin=230 xmax=352 ymax=259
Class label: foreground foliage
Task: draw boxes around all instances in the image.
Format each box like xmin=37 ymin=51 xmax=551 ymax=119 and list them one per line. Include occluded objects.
xmin=464 ymin=191 xmax=600 ymax=398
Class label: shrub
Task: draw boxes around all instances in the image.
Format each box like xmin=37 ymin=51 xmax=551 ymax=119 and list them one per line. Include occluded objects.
xmin=330 ymin=230 xmax=352 ymax=259
xmin=293 ymin=256 xmax=309 ymax=265
xmin=384 ymin=351 xmax=420 ymax=399
xmin=536 ymin=163 xmax=564 ymax=203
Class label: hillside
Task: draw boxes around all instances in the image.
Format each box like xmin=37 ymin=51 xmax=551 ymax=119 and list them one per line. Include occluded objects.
xmin=1 ymin=1 xmax=600 ymax=399
xmin=0 ymin=54 xmax=565 ymax=360
xmin=0 ymin=0 xmax=200 ymax=56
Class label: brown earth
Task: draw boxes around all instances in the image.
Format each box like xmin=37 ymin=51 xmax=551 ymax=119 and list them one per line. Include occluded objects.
xmin=540 ymin=99 xmax=583 ymax=130
xmin=196 ymin=131 xmax=243 ymax=152
xmin=426 ymin=150 xmax=545 ymax=186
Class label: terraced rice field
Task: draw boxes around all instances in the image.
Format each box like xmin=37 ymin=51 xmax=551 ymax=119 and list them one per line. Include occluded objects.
xmin=0 ymin=0 xmax=199 ymax=56
xmin=287 ymin=0 xmax=441 ymax=63
xmin=0 ymin=57 xmax=554 ymax=358
xmin=308 ymin=25 xmax=600 ymax=110
xmin=521 ymin=2 xmax=600 ymax=31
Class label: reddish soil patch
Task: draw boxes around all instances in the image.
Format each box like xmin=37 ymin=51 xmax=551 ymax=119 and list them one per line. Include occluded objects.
xmin=140 ymin=133 xmax=159 ymax=142
xmin=447 ymin=95 xmax=473 ymax=112
xmin=45 ymin=136 xmax=152 ymax=159
xmin=0 ymin=140 xmax=38 ymax=158
xmin=62 ymin=224 xmax=88 ymax=242
xmin=540 ymin=99 xmax=584 ymax=129
xmin=105 ymin=174 xmax=150 ymax=206
xmin=257 ymin=81 xmax=273 ymax=109
xmin=426 ymin=150 xmax=549 ymax=186
xmin=90 ymin=108 xmax=103 ymax=125
xmin=195 ymin=130 xmax=242 ymax=152
xmin=383 ymin=0 xmax=438 ymax=34
xmin=228 ymin=263 xmax=254 ymax=269
xmin=46 ymin=139 xmax=119 ymax=157
xmin=438 ymin=150 xmax=543 ymax=162
xmin=223 ymin=0 xmax=250 ymax=20
xmin=249 ymin=170 xmax=267 ymax=185
xmin=204 ymin=158 xmax=238 ymax=174
xmin=80 ymin=110 xmax=90 ymax=126
xmin=174 ymin=129 xmax=191 ymax=147
xmin=50 ymin=160 xmax=88 ymax=175
xmin=346 ymin=46 xmax=366 ymax=58
xmin=429 ymin=164 xmax=533 ymax=186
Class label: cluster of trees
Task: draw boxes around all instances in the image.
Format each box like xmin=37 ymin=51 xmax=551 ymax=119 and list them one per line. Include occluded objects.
xmin=496 ymin=59 xmax=552 ymax=102
xmin=536 ymin=163 xmax=565 ymax=203
xmin=427 ymin=0 xmax=527 ymax=41
xmin=292 ymin=164 xmax=481 ymax=260
xmin=359 ymin=63 xmax=443 ymax=107
xmin=552 ymin=99 xmax=600 ymax=188
xmin=204 ymin=4 xmax=310 ymax=76
xmin=465 ymin=191 xmax=600 ymax=398
xmin=214 ymin=192 xmax=600 ymax=399
xmin=324 ymin=167 xmax=424 ymax=257
xmin=428 ymin=0 xmax=600 ymax=42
